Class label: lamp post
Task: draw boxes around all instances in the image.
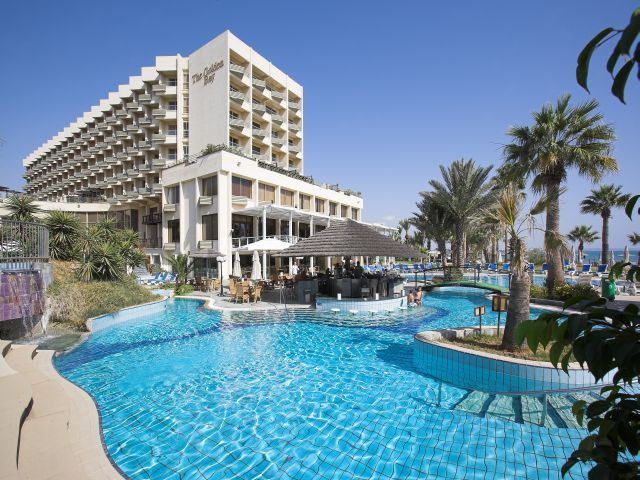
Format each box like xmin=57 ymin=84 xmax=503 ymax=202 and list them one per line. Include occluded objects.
xmin=216 ymin=256 xmax=226 ymax=296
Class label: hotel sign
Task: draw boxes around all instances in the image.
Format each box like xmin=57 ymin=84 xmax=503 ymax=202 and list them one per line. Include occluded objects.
xmin=192 ymin=60 xmax=224 ymax=86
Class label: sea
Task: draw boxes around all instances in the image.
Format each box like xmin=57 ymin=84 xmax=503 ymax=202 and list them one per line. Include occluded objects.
xmin=581 ymin=249 xmax=639 ymax=264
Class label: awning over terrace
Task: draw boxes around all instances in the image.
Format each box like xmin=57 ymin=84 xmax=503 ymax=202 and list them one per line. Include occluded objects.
xmin=232 ymin=204 xmax=334 ymax=226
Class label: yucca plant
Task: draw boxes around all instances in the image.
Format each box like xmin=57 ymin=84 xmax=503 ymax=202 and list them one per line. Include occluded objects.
xmin=45 ymin=210 xmax=81 ymax=260
xmin=3 ymin=194 xmax=41 ymax=222
xmin=166 ymin=253 xmax=194 ymax=288
xmin=78 ymin=242 xmax=123 ymax=282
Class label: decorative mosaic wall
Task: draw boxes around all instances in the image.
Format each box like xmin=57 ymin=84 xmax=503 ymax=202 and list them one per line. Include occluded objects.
xmin=0 ymin=271 xmax=44 ymax=322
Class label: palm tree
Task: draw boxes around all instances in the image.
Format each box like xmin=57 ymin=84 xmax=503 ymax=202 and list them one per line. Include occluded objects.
xmin=567 ymin=225 xmax=599 ymax=265
xmin=3 ymin=194 xmax=40 ymax=222
xmin=580 ymin=185 xmax=629 ymax=265
xmin=398 ymin=218 xmax=411 ymax=243
xmin=166 ymin=253 xmax=194 ymax=288
xmin=428 ymin=159 xmax=494 ymax=266
xmin=502 ymin=94 xmax=616 ymax=294
xmin=412 ymin=193 xmax=453 ymax=266
xmin=487 ymin=184 xmax=544 ymax=351
xmin=45 ymin=210 xmax=81 ymax=260
xmin=629 ymin=232 xmax=640 ymax=265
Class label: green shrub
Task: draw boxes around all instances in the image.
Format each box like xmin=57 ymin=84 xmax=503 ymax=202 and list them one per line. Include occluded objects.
xmin=552 ymin=283 xmax=599 ymax=301
xmin=48 ymin=260 xmax=158 ymax=330
xmin=175 ymin=284 xmax=195 ymax=296
xmin=529 ymin=284 xmax=548 ymax=299
xmin=526 ymin=248 xmax=546 ymax=266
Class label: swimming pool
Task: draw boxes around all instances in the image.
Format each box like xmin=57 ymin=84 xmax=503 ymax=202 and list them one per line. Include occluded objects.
xmin=404 ymin=272 xmax=577 ymax=289
xmin=55 ymin=288 xmax=587 ymax=479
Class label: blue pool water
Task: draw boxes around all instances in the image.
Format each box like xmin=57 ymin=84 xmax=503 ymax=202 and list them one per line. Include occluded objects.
xmin=56 ymin=288 xmax=587 ymax=479
xmin=404 ymin=272 xmax=578 ymax=288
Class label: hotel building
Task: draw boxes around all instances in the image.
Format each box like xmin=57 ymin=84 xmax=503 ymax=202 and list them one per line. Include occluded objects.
xmin=18 ymin=31 xmax=368 ymax=277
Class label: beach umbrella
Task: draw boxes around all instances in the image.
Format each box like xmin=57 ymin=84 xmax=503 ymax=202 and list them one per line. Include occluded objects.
xmin=610 ymin=250 xmax=615 ymax=266
xmin=251 ymin=250 xmax=262 ymax=280
xmin=497 ymin=250 xmax=502 ymax=263
xmin=480 ymin=251 xmax=485 ymax=264
xmin=233 ymin=251 xmax=242 ymax=277
xmin=624 ymin=245 xmax=630 ymax=263
xmin=570 ymin=245 xmax=576 ymax=263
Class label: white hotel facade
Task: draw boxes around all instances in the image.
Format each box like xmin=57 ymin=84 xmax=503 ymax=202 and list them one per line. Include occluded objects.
xmin=19 ymin=31 xmax=369 ymax=277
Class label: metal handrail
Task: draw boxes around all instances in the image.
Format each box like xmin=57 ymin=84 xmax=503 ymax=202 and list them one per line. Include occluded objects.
xmin=0 ymin=219 xmax=49 ymax=263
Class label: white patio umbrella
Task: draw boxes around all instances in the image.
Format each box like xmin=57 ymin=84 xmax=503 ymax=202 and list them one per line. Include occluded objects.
xmin=497 ymin=250 xmax=503 ymax=263
xmin=251 ymin=250 xmax=262 ymax=280
xmin=624 ymin=245 xmax=630 ymax=263
xmin=232 ymin=251 xmax=242 ymax=277
xmin=570 ymin=245 xmax=576 ymax=264
xmin=480 ymin=251 xmax=486 ymax=264
xmin=242 ymin=237 xmax=291 ymax=252
xmin=609 ymin=249 xmax=615 ymax=266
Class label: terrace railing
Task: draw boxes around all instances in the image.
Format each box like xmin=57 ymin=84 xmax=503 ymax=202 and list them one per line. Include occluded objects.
xmin=231 ymin=235 xmax=299 ymax=249
xmin=0 ymin=219 xmax=49 ymax=265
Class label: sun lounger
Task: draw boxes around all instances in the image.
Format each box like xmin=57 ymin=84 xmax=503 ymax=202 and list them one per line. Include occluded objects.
xmin=419 ymin=263 xmax=426 ymax=270
xmin=580 ymin=264 xmax=592 ymax=274
xmin=483 ymin=263 xmax=490 ymax=270
xmin=143 ymin=272 xmax=161 ymax=285
xmin=463 ymin=263 xmax=470 ymax=270
xmin=597 ymin=264 xmax=608 ymax=276
xmin=528 ymin=263 xmax=534 ymax=272
xmin=413 ymin=263 xmax=420 ymax=271
xmin=541 ymin=263 xmax=548 ymax=274
xmin=425 ymin=262 xmax=433 ymax=270
xmin=501 ymin=263 xmax=510 ymax=273
xmin=489 ymin=263 xmax=497 ymax=272
xmin=149 ymin=272 xmax=168 ymax=285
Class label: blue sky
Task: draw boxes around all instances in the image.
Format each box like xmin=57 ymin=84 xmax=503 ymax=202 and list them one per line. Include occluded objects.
xmin=0 ymin=0 xmax=637 ymax=248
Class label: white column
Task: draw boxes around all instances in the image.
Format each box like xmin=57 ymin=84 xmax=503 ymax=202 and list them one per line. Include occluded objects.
xmin=288 ymin=211 xmax=293 ymax=273
xmin=309 ymin=215 xmax=314 ymax=273
xmin=262 ymin=207 xmax=267 ymax=278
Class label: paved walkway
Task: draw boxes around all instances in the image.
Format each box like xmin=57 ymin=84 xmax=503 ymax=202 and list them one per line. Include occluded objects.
xmin=0 ymin=342 xmax=123 ymax=480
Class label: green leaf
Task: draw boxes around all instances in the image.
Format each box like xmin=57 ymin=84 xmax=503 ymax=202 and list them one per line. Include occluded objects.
xmin=515 ymin=321 xmax=531 ymax=345
xmin=618 ymin=7 xmax=640 ymax=54
xmin=611 ymin=59 xmax=635 ymax=104
xmin=625 ymin=195 xmax=640 ymax=220
xmin=606 ymin=42 xmax=623 ymax=75
xmin=586 ymin=400 xmax=610 ymax=417
xmin=549 ymin=341 xmax=565 ymax=368
xmin=572 ymin=400 xmax=586 ymax=426
xmin=577 ymin=27 xmax=615 ymax=91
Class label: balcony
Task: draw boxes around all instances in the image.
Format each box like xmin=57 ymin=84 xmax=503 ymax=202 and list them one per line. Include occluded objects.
xmin=142 ymin=213 xmax=162 ymax=225
xmin=104 ymin=136 xmax=117 ymax=144
xmin=252 ymin=102 xmax=266 ymax=113
xmin=106 ymin=176 xmax=118 ymax=184
xmin=106 ymin=116 xmax=118 ymax=124
xmin=140 ymin=238 xmax=161 ymax=249
xmin=252 ymin=78 xmax=266 ymax=89
xmin=126 ymin=102 xmax=139 ymax=110
xmin=270 ymin=90 xmax=284 ymax=101
xmin=152 ymin=183 xmax=163 ymax=194
xmin=138 ymin=163 xmax=151 ymax=172
xmin=229 ymin=90 xmax=246 ymax=102
xmin=138 ymin=140 xmax=152 ymax=149
xmin=152 ymin=158 xmax=166 ymax=168
xmin=230 ymin=63 xmax=246 ymax=75
xmin=116 ymin=172 xmax=128 ymax=180
xmin=138 ymin=94 xmax=152 ymax=103
xmin=288 ymin=101 xmax=301 ymax=110
xmin=127 ymin=169 xmax=140 ymax=177
xmin=252 ymin=128 xmax=267 ymax=137
xmin=139 ymin=118 xmax=152 ymax=126
xmin=152 ymin=109 xmax=166 ymax=117
xmin=198 ymin=196 xmax=213 ymax=206
xmin=163 ymin=203 xmax=177 ymax=212
xmin=270 ymin=113 xmax=284 ymax=123
xmin=163 ymin=242 xmax=177 ymax=251
xmin=116 ymin=152 xmax=128 ymax=159
xmin=152 ymin=134 xmax=166 ymax=143
xmin=116 ymin=194 xmax=129 ymax=201
xmin=288 ymin=122 xmax=301 ymax=131
xmin=115 ymin=131 xmax=129 ymax=139
xmin=152 ymin=84 xmax=166 ymax=94
xmin=126 ymin=147 xmax=141 ymax=155
xmin=115 ymin=109 xmax=128 ymax=117
xmin=229 ymin=117 xmax=247 ymax=129
xmin=198 ymin=240 xmax=218 ymax=250
xmin=105 ymin=156 xmax=118 ymax=164
xmin=288 ymin=144 xmax=301 ymax=153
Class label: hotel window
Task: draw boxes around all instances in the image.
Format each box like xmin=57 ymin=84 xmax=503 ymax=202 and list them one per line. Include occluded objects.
xmin=167 ymin=219 xmax=180 ymax=242
xmin=168 ymin=101 xmax=177 ymax=111
xmin=258 ymin=218 xmax=277 ymax=237
xmin=183 ymin=146 xmax=189 ymax=156
xmin=288 ymin=139 xmax=294 ymax=146
xmin=229 ymin=111 xmax=239 ymax=119
xmin=229 ymin=136 xmax=239 ymax=148
xmin=299 ymin=194 xmax=311 ymax=211
xmin=258 ymin=183 xmax=275 ymax=203
xmin=232 ymin=176 xmax=252 ymax=198
xmin=166 ymin=185 xmax=180 ymax=204
xmin=183 ymin=96 xmax=189 ymax=113
xmin=183 ymin=73 xmax=189 ymax=84
xmin=232 ymin=214 xmax=253 ymax=238
xmin=266 ymin=106 xmax=276 ymax=115
xmin=168 ymin=148 xmax=177 ymax=160
xmin=315 ymin=198 xmax=325 ymax=214
xmin=299 ymin=223 xmax=310 ymax=238
xmin=183 ymin=122 xmax=189 ymax=138
xmin=252 ymin=121 xmax=260 ymax=129
xmin=230 ymin=85 xmax=238 ymax=92
xmin=202 ymin=214 xmax=218 ymax=240
xmin=330 ymin=202 xmax=338 ymax=216
xmin=201 ymin=176 xmax=217 ymax=196
xmin=168 ymin=125 xmax=177 ymax=135
xmin=281 ymin=189 xmax=294 ymax=207
xmin=271 ymin=153 xmax=277 ymax=162
xmin=280 ymin=220 xmax=290 ymax=236
xmin=341 ymin=205 xmax=348 ymax=218
xmin=168 ymin=78 xmax=177 ymax=87
xmin=352 ymin=208 xmax=359 ymax=221
xmin=252 ymin=146 xmax=261 ymax=155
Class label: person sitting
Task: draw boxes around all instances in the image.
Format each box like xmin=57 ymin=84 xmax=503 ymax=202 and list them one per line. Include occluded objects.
xmin=414 ymin=286 xmax=423 ymax=305
xmin=407 ymin=290 xmax=416 ymax=306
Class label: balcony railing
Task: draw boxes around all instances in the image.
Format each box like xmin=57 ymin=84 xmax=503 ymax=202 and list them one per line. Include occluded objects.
xmin=231 ymin=234 xmax=299 ymax=249
xmin=141 ymin=213 xmax=162 ymax=225
xmin=140 ymin=238 xmax=162 ymax=249
xmin=229 ymin=63 xmax=246 ymax=75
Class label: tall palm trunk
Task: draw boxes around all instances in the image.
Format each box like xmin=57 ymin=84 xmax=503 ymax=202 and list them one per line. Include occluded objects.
xmin=579 ymin=240 xmax=584 ymax=264
xmin=491 ymin=236 xmax=497 ymax=263
xmin=501 ymin=271 xmax=531 ymax=351
xmin=601 ymin=214 xmax=610 ymax=265
xmin=545 ymin=178 xmax=565 ymax=294
xmin=436 ymin=238 xmax=447 ymax=266
xmin=454 ymin=222 xmax=464 ymax=266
